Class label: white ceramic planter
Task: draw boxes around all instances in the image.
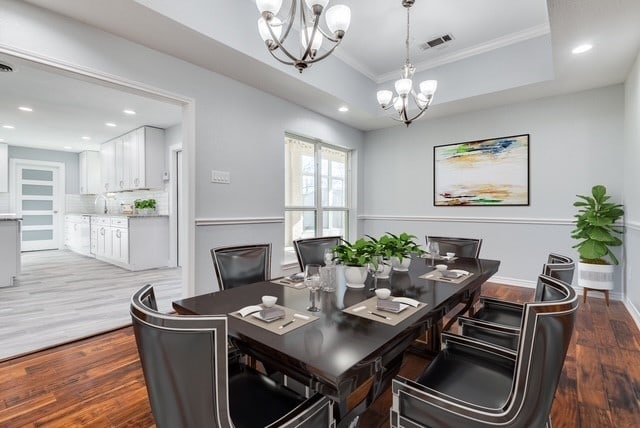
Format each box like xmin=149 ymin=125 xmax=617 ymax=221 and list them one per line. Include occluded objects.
xmin=375 ymin=261 xmax=393 ymax=279
xmin=578 ymin=262 xmax=614 ymax=290
xmin=391 ymin=256 xmax=411 ymax=272
xmin=344 ymin=266 xmax=368 ymax=288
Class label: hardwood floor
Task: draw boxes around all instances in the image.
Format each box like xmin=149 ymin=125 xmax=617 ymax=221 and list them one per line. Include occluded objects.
xmin=0 ymin=250 xmax=181 ymax=361
xmin=1 ymin=282 xmax=639 ymax=427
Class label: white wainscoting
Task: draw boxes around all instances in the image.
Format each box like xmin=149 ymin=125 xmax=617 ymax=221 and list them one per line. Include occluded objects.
xmin=194 ymin=216 xmax=285 ymax=295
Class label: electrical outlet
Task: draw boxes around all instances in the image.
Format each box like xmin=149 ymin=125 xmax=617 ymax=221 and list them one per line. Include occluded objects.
xmin=211 ymin=170 xmax=231 ymax=184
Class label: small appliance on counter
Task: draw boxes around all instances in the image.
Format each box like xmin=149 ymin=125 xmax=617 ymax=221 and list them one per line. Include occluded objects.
xmin=120 ymin=203 xmax=134 ymax=215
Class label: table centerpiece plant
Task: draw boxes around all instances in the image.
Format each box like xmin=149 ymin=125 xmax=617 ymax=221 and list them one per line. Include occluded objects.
xmin=571 ymin=184 xmax=624 ymax=291
xmin=379 ymin=232 xmax=425 ymax=271
xmin=333 ymin=238 xmax=378 ymax=288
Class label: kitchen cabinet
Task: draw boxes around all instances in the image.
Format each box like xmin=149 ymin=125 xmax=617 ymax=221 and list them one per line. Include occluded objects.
xmin=92 ymin=215 xmax=168 ymax=271
xmin=100 ymin=126 xmax=165 ymax=192
xmin=79 ymin=151 xmax=101 ymax=194
xmin=0 ymin=217 xmax=20 ymax=288
xmin=0 ymin=143 xmax=7 ymax=193
xmin=64 ymin=215 xmax=91 ymax=257
xmin=100 ymin=139 xmax=116 ymax=193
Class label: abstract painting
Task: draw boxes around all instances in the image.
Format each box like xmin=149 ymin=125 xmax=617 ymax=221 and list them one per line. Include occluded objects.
xmin=433 ymin=134 xmax=529 ymax=206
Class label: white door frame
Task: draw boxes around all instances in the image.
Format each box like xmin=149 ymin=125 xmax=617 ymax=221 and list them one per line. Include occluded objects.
xmin=168 ymin=143 xmax=182 ymax=267
xmin=0 ymin=46 xmax=197 ymax=297
xmin=9 ymin=158 xmax=66 ymax=251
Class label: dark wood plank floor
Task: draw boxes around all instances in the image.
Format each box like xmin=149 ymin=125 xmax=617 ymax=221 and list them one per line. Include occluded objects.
xmin=1 ymin=282 xmax=639 ymax=427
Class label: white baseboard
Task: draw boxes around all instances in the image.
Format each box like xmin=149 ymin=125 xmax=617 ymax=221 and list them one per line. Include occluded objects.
xmin=488 ymin=275 xmax=624 ymax=301
xmin=624 ymin=298 xmax=640 ymax=331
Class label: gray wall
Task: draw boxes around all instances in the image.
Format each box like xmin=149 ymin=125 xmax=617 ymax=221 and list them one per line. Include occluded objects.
xmin=362 ymin=85 xmax=625 ymax=294
xmin=8 ymin=146 xmax=79 ymax=194
xmin=624 ymin=50 xmax=640 ymax=322
xmin=0 ymin=0 xmax=365 ymax=295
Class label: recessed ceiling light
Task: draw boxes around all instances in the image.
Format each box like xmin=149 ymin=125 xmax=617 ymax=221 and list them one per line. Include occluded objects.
xmin=18 ymin=106 xmax=33 ymax=112
xmin=63 ymin=146 xmax=73 ymax=150
xmin=81 ymin=136 xmax=91 ymax=140
xmin=2 ymin=125 xmax=15 ymax=129
xmin=338 ymin=106 xmax=349 ymax=112
xmin=572 ymin=44 xmax=592 ymax=54
xmin=105 ymin=122 xmax=117 ymax=127
xmin=123 ymin=109 xmax=136 ymax=115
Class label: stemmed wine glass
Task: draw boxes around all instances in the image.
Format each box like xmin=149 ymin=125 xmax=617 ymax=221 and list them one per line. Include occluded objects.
xmin=304 ymin=264 xmax=322 ymax=312
xmin=367 ymin=255 xmax=384 ymax=291
xmin=426 ymin=240 xmax=440 ymax=266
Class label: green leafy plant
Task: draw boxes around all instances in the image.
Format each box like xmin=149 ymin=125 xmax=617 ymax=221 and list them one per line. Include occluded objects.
xmin=332 ymin=238 xmax=377 ymax=267
xmin=134 ymin=199 xmax=157 ymax=210
xmin=377 ymin=232 xmax=425 ymax=261
xmin=571 ymin=185 xmax=624 ymax=265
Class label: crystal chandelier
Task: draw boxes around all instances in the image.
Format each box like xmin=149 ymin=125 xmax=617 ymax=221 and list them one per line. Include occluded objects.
xmin=256 ymin=0 xmax=351 ymax=73
xmin=376 ymin=0 xmax=438 ymax=126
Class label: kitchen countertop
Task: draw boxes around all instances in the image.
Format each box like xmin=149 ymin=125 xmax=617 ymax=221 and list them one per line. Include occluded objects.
xmin=0 ymin=213 xmax=21 ymax=221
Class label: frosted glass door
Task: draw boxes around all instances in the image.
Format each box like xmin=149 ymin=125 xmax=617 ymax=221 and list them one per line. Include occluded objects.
xmin=17 ymin=165 xmax=61 ymax=251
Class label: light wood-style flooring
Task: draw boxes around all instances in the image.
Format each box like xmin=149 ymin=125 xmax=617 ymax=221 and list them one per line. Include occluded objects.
xmin=0 ymin=250 xmax=181 ymax=362
xmin=0 ymin=282 xmax=639 ymax=427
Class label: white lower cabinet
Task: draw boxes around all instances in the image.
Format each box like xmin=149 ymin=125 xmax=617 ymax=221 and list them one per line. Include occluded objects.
xmin=64 ymin=215 xmax=91 ymax=257
xmin=92 ymin=215 xmax=168 ymax=271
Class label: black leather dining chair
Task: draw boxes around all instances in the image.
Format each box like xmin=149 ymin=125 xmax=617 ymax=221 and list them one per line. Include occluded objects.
xmin=459 ymin=253 xmax=575 ymax=348
xmin=425 ymin=235 xmax=483 ymax=258
xmin=211 ymin=243 xmax=271 ymax=290
xmin=391 ymin=275 xmax=578 ymax=428
xmin=293 ymin=236 xmax=341 ymax=271
xmin=131 ymin=284 xmax=335 ymax=428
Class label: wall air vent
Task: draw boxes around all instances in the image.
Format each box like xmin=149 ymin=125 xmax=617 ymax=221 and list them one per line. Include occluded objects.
xmin=0 ymin=63 xmax=14 ymax=72
xmin=419 ymin=33 xmax=454 ymax=51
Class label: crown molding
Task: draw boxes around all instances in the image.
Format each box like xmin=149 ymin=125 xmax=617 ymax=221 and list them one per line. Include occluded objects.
xmin=375 ymin=24 xmax=551 ymax=84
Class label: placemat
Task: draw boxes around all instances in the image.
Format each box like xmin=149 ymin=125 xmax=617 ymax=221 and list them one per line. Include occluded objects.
xmin=271 ymin=277 xmax=305 ymax=289
xmin=230 ymin=304 xmax=317 ymax=335
xmin=419 ymin=270 xmax=473 ymax=284
xmin=343 ymin=296 xmax=426 ymax=326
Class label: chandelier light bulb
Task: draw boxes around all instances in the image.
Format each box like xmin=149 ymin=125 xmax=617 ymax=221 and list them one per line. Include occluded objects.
xmin=256 ymin=0 xmax=283 ymax=16
xmin=377 ymin=90 xmax=393 ymax=107
xmin=416 ymin=93 xmax=428 ymax=109
xmin=258 ymin=16 xmax=283 ymax=43
xmin=304 ymin=0 xmax=329 ymax=11
xmin=301 ymin=26 xmax=323 ymax=51
xmin=395 ymin=78 xmax=412 ymax=96
xmin=325 ymin=5 xmax=351 ymax=36
xmin=420 ymin=80 xmax=438 ymax=96
xmin=393 ymin=97 xmax=404 ymax=113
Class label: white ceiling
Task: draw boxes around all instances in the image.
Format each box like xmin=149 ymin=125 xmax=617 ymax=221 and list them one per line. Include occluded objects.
xmin=7 ymin=0 xmax=640 ymax=142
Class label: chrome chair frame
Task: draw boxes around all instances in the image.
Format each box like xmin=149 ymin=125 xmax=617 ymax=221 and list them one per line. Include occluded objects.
xmin=392 ymin=275 xmax=578 ymax=428
xmin=131 ymin=284 xmax=335 ymax=428
xmin=211 ymin=243 xmax=272 ymax=290
xmin=293 ymin=236 xmax=342 ymax=271
xmin=425 ymin=235 xmax=483 ymax=258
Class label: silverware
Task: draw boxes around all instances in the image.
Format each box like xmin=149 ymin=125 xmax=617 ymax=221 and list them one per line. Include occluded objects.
xmin=278 ymin=319 xmax=295 ymax=329
xmin=369 ymin=311 xmax=391 ymax=320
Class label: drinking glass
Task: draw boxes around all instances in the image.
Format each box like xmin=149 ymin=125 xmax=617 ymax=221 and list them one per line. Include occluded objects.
xmin=323 ymin=248 xmax=335 ymax=266
xmin=304 ymin=264 xmax=322 ymax=312
xmin=426 ymin=240 xmax=440 ymax=266
xmin=320 ymin=265 xmax=336 ymax=292
xmin=367 ymin=256 xmax=384 ymax=291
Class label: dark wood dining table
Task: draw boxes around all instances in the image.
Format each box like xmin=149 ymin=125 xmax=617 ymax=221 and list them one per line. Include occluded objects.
xmin=173 ymin=256 xmax=500 ymax=426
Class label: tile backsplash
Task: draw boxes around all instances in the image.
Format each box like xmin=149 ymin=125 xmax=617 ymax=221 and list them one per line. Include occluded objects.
xmin=66 ymin=190 xmax=169 ymax=215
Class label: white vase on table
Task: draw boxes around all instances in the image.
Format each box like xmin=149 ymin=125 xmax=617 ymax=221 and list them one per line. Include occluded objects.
xmin=343 ymin=266 xmax=368 ymax=288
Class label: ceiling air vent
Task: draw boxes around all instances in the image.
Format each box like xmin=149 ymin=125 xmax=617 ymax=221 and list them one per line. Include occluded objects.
xmin=419 ymin=33 xmax=454 ymax=51
xmin=0 ymin=63 xmax=14 ymax=73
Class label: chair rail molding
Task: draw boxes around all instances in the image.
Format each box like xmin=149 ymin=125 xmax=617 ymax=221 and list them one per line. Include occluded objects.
xmin=626 ymin=221 xmax=640 ymax=232
xmin=195 ymin=216 xmax=284 ymax=226
xmin=360 ymin=214 xmax=575 ymax=226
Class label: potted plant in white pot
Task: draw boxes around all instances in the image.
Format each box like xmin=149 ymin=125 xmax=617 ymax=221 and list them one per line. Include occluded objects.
xmin=571 ymin=185 xmax=624 ymax=298
xmin=382 ymin=232 xmax=425 ymax=271
xmin=333 ymin=238 xmax=377 ymax=288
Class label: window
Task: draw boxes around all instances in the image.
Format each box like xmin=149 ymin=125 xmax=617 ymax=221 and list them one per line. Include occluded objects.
xmin=284 ymin=134 xmax=350 ymax=263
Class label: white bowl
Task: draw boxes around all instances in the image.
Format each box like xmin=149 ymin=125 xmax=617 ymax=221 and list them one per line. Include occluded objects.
xmin=435 ymin=264 xmax=448 ymax=272
xmin=261 ymin=295 xmax=277 ymax=307
xmin=375 ymin=288 xmax=391 ymax=299
xmin=446 ymin=252 xmax=456 ymax=258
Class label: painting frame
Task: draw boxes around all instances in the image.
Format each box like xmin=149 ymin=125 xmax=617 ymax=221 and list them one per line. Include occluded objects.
xmin=433 ymin=134 xmax=530 ymax=207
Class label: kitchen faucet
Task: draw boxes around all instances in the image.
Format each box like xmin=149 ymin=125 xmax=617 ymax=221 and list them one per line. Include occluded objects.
xmin=94 ymin=194 xmax=108 ymax=214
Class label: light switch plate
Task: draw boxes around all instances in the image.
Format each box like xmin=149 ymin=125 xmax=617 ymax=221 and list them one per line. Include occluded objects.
xmin=211 ymin=170 xmax=231 ymax=184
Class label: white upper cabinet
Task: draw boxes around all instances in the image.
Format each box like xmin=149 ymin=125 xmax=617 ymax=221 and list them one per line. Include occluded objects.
xmin=100 ymin=126 xmax=165 ymax=192
xmin=79 ymin=150 xmax=101 ymax=194
xmin=0 ymin=143 xmax=7 ymax=193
